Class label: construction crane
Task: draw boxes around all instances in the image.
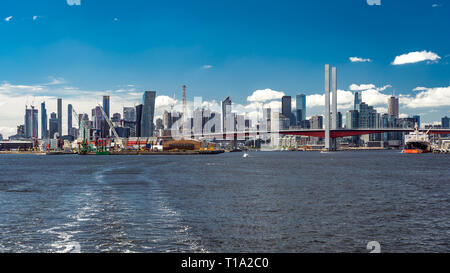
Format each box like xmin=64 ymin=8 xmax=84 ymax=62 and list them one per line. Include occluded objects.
xmin=97 ymin=104 xmax=124 ymax=150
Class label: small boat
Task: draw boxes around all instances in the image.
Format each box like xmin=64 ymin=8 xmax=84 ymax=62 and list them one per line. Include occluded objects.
xmin=243 ymin=152 xmax=249 ymax=158
xmin=403 ymin=124 xmax=431 ymax=154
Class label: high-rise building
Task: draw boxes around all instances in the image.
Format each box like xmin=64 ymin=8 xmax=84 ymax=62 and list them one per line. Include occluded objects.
xmin=193 ymin=108 xmax=203 ymax=135
xmin=123 ymin=107 xmax=136 ymax=122
xmin=300 ymin=120 xmax=310 ymax=129
xmin=235 ymin=114 xmax=245 ymax=132
xmin=101 ymin=96 xmax=110 ymax=138
xmin=388 ymin=96 xmax=399 ymax=118
xmin=296 ymin=94 xmax=306 ymax=122
xmin=25 ymin=106 xmax=39 ymax=139
xmin=141 ymin=91 xmax=156 ymax=137
xmin=262 ymin=108 xmax=271 ymax=132
xmin=103 ymin=96 xmax=110 ymax=118
xmin=346 ymin=110 xmax=360 ymax=144
xmin=155 ymin=118 xmax=164 ymax=130
xmin=92 ymin=107 xmax=103 ymax=130
xmin=57 ymin=98 xmax=62 ymax=137
xmin=68 ymin=104 xmax=73 ymax=136
xmin=281 ymin=96 xmax=292 ymax=118
xmin=412 ymin=115 xmax=421 ymax=128
xmin=222 ymin=97 xmax=232 ymax=133
xmin=278 ymin=114 xmax=290 ymax=131
xmin=163 ymin=110 xmax=172 ymax=130
xmin=442 ymin=116 xmax=450 ymax=128
xmin=336 ymin=112 xmax=342 ymax=129
xmin=135 ymin=104 xmax=143 ymax=137
xmin=17 ymin=125 xmax=25 ymax=138
xmin=245 ymin=119 xmax=252 ymax=129
xmin=41 ymin=102 xmax=47 ymax=139
xmin=346 ymin=110 xmax=359 ymax=129
xmin=49 ymin=112 xmax=58 ymax=138
xmin=282 ymin=96 xmax=296 ymax=126
xmin=112 ymin=113 xmax=121 ymax=123
xmin=358 ymin=102 xmax=377 ymax=128
xmin=354 ymin=92 xmax=362 ymax=110
xmin=310 ymin=115 xmax=323 ymax=129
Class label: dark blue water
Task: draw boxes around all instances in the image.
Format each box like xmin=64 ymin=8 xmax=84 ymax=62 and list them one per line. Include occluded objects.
xmin=0 ymin=151 xmax=449 ymax=253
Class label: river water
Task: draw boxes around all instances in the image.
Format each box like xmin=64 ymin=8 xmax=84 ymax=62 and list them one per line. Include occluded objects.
xmin=0 ymin=151 xmax=449 ymax=253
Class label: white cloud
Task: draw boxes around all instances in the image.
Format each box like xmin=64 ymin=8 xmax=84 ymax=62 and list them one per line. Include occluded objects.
xmin=413 ymin=87 xmax=428 ymax=92
xmin=375 ymin=107 xmax=388 ymax=114
xmin=155 ymin=95 xmax=177 ymax=109
xmin=432 ymin=4 xmax=441 ymax=8
xmin=47 ymin=77 xmax=66 ymax=86
xmin=263 ymin=100 xmax=281 ymax=111
xmin=5 ymin=16 xmax=13 ymax=22
xmin=305 ymin=85 xmax=391 ymax=109
xmin=247 ymin=88 xmax=285 ymax=103
xmin=349 ymin=84 xmax=376 ymax=91
xmin=33 ymin=16 xmax=39 ymax=21
xmin=392 ymin=50 xmax=441 ymax=65
xmin=401 ymin=86 xmax=450 ymax=108
xmin=66 ymin=0 xmax=81 ymax=6
xmin=349 ymin=57 xmax=372 ymax=63
xmin=202 ymin=65 xmax=213 ymax=69
xmin=367 ymin=0 xmax=381 ymax=6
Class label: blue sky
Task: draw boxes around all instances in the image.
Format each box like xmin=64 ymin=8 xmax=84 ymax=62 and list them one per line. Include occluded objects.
xmin=0 ymin=0 xmax=449 ymax=136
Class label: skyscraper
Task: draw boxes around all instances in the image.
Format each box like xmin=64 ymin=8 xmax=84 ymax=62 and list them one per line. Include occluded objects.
xmin=93 ymin=106 xmax=103 ymax=130
xmin=222 ymin=97 xmax=232 ymax=133
xmin=103 ymin=96 xmax=110 ymax=118
xmin=346 ymin=110 xmax=359 ymax=129
xmin=346 ymin=110 xmax=360 ymax=144
xmin=310 ymin=115 xmax=323 ymax=129
xmin=24 ymin=106 xmax=39 ymax=139
xmin=442 ymin=116 xmax=450 ymax=128
xmin=281 ymin=96 xmax=295 ymax=125
xmin=41 ymin=102 xmax=47 ymax=139
xmin=135 ymin=104 xmax=143 ymax=137
xmin=49 ymin=112 xmax=58 ymax=138
xmin=68 ymin=104 xmax=73 ymax=136
xmin=358 ymin=102 xmax=377 ymax=128
xmin=281 ymin=96 xmax=291 ymax=117
xmin=296 ymin=94 xmax=306 ymax=122
xmin=354 ymin=92 xmax=362 ymax=110
xmin=388 ymin=96 xmax=399 ymax=118
xmin=141 ymin=91 xmax=156 ymax=137
xmin=111 ymin=113 xmax=121 ymax=123
xmin=57 ymin=98 xmax=62 ymax=137
xmin=336 ymin=112 xmax=342 ymax=129
xmin=262 ymin=107 xmax=271 ymax=132
xmin=102 ymin=96 xmax=111 ymax=138
xmin=163 ymin=110 xmax=172 ymax=130
xmin=123 ymin=107 xmax=136 ymax=122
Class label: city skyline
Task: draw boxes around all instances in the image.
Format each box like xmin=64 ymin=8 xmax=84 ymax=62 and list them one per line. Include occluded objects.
xmin=1 ymin=0 xmax=450 ymax=136
xmin=2 ymin=80 xmax=450 ymax=139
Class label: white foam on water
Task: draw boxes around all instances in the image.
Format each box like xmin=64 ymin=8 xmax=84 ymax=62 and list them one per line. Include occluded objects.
xmin=150 ymin=182 xmax=208 ymax=253
xmin=39 ymin=226 xmax=82 ymax=253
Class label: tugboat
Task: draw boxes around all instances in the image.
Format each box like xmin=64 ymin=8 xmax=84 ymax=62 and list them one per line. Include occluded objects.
xmin=403 ymin=124 xmax=431 ymax=154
